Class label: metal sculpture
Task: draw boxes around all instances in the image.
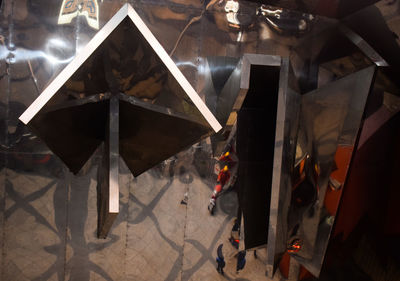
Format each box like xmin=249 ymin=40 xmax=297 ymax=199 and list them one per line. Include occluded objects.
xmin=19 ymin=4 xmax=222 ymax=238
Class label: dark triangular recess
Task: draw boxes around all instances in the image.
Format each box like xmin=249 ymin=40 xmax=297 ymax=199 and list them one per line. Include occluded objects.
xmin=29 ymin=95 xmax=109 ymax=174
xmin=119 ymin=94 xmax=212 ymax=177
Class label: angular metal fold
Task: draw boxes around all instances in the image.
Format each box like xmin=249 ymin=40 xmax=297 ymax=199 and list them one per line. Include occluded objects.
xmin=19 ymin=3 xmax=221 ymax=132
xmin=18 ymin=3 xmax=221 ymax=238
xmin=290 ymin=65 xmax=376 ymax=276
xmin=97 ymin=95 xmax=119 ymax=238
xmin=236 ymin=55 xmax=300 ymax=279
xmin=202 ymin=56 xmax=242 ymax=155
xmin=29 ymin=94 xmax=109 ymax=174
xmin=119 ymin=94 xmax=212 ymax=177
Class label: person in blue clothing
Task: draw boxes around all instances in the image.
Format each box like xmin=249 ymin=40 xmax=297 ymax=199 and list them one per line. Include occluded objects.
xmin=236 ymin=250 xmax=246 ymax=273
xmin=216 ymin=244 xmax=225 ymax=275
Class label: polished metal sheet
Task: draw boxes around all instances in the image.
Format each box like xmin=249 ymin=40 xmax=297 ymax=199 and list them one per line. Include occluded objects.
xmin=341 ymin=2 xmax=400 ymax=100
xmin=19 ymin=4 xmax=221 ymax=132
xmin=3 ymin=0 xmax=125 ymax=153
xmin=203 ymin=56 xmax=241 ymax=127
xmin=290 ymin=65 xmax=376 ymax=276
xmin=97 ymin=95 xmax=119 ymax=238
xmin=290 ymin=25 xmax=376 ymax=94
xmin=29 ymin=95 xmax=108 ymax=174
xmin=339 ymin=24 xmax=388 ymax=67
xmin=130 ymin=1 xmax=202 ymax=88
xmin=244 ymin=0 xmax=380 ymax=18
xmin=266 ymin=61 xmax=301 ymax=278
xmin=6 ymin=0 xmax=126 ymax=108
xmin=201 ymin=56 xmax=242 ymax=155
xmin=343 ymin=3 xmax=400 ymax=71
xmin=0 ymin=44 xmax=9 ymax=152
xmin=18 ymin=4 xmax=221 ymax=174
xmin=34 ymin=15 xmax=206 ymax=121
xmin=1 ymin=0 xmax=395 ymax=278
xmin=119 ymin=93 xmax=212 ymax=177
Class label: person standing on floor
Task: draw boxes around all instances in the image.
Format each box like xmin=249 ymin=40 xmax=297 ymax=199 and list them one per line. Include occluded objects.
xmin=236 ymin=250 xmax=246 ymax=273
xmin=216 ymin=244 xmax=226 ymax=275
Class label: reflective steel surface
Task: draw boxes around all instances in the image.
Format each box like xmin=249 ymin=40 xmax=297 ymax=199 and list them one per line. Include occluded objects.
xmin=202 ymin=56 xmax=241 ymax=155
xmin=290 ymin=65 xmax=376 ymax=276
xmin=119 ymin=93 xmax=212 ymax=177
xmin=1 ymin=0 xmax=399 ymax=280
xmin=97 ymin=95 xmax=119 ymax=239
xmin=267 ymin=59 xmax=301 ymax=278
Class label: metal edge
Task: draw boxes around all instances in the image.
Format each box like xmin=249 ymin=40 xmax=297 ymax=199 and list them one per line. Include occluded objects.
xmin=292 ymin=64 xmax=377 ymax=277
xmin=266 ymin=57 xmax=288 ymax=278
xmin=240 ymin=54 xmax=282 ymax=90
xmin=109 ymin=95 xmax=119 ymax=213
xmin=40 ymin=93 xmax=111 ymax=114
xmin=19 ymin=4 xmax=130 ymax=124
xmin=117 ymin=93 xmax=210 ymax=128
xmin=126 ymin=5 xmax=222 ymax=133
xmin=20 ymin=3 xmax=222 ymax=134
xmin=339 ymin=24 xmax=389 ymax=67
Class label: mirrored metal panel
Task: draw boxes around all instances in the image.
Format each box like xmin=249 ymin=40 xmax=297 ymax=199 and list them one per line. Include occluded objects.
xmin=119 ymin=93 xmax=212 ymax=177
xmin=29 ymin=94 xmax=109 ymax=174
xmin=245 ymin=0 xmax=380 ymax=18
xmin=236 ymin=54 xmax=293 ymax=263
xmin=291 ymin=26 xmax=375 ymax=94
xmin=289 ymin=65 xmax=376 ymax=276
xmin=19 ymin=4 xmax=221 ymax=132
xmin=202 ymin=56 xmax=243 ymax=155
xmin=97 ymin=95 xmax=119 ymax=238
xmin=17 ymin=4 xmax=221 ymax=238
xmin=266 ymin=61 xmax=301 ymax=278
xmin=20 ymin=4 xmax=221 ymax=174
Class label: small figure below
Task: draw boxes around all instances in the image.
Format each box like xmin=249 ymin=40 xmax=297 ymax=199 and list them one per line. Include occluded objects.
xmin=208 ymin=165 xmax=230 ymax=214
xmin=236 ymin=250 xmax=246 ymax=273
xmin=216 ymin=244 xmax=225 ymax=275
xmin=229 ymin=218 xmax=240 ymax=249
xmin=208 ymin=147 xmax=237 ymax=215
xmin=180 ymin=192 xmax=188 ymax=205
xmin=287 ymin=238 xmax=302 ymax=253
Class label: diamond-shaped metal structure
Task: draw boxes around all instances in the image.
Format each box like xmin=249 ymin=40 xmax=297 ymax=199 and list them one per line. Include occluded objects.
xmin=19 ymin=4 xmax=221 ymax=238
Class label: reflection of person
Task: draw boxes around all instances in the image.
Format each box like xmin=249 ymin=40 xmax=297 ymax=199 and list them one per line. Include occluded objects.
xmin=236 ymin=250 xmax=246 ymax=273
xmin=216 ymin=244 xmax=225 ymax=275
xmin=208 ymin=148 xmax=238 ymax=214
xmin=229 ymin=218 xmax=240 ymax=249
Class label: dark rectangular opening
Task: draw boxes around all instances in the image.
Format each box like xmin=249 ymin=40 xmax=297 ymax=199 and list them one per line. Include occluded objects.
xmin=237 ymin=64 xmax=281 ymax=249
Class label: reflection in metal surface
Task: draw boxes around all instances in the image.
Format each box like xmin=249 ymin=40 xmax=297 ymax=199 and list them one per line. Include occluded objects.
xmin=267 ymin=61 xmax=301 ymax=278
xmin=119 ymin=93 xmax=212 ymax=177
xmin=290 ymin=65 xmax=376 ymax=276
xmin=258 ymin=5 xmax=315 ymax=36
xmin=202 ymin=56 xmax=242 ymax=155
xmin=2 ymin=0 xmax=398 ymax=278
xmin=97 ymin=95 xmax=118 ymax=238
xmin=18 ymin=4 xmax=220 ymax=237
xmin=29 ymin=94 xmax=108 ymax=174
xmin=246 ymin=0 xmax=380 ymax=18
xmin=58 ymin=0 xmax=100 ymax=30
xmin=225 ymin=0 xmax=241 ymax=28
xmin=290 ymin=25 xmax=375 ymax=94
xmin=20 ymin=4 xmax=221 ymax=132
xmin=339 ymin=24 xmax=388 ymax=67
xmin=235 ymin=58 xmax=285 ymax=261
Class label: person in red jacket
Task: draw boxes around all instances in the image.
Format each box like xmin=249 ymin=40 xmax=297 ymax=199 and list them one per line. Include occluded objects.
xmin=208 ymin=165 xmax=230 ymax=214
xmin=208 ymin=148 xmax=237 ymax=214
